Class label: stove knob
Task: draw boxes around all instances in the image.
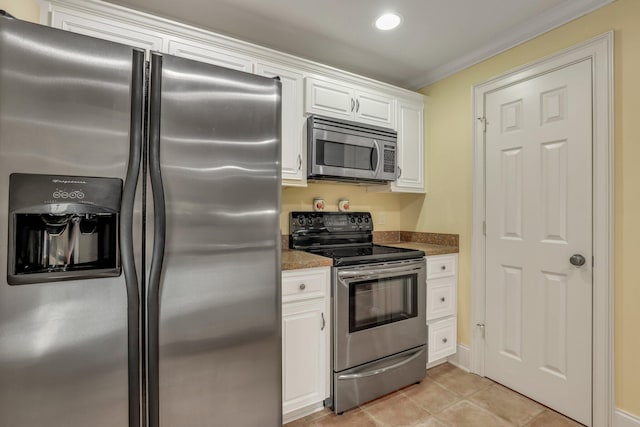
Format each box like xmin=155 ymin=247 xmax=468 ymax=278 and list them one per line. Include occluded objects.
xmin=298 ymin=217 xmax=305 ymax=225
xmin=357 ymin=218 xmax=363 ymax=223
xmin=364 ymin=217 xmax=370 ymax=223
xmin=306 ymin=218 xmax=313 ymax=225
xmin=350 ymin=217 xmax=356 ymax=223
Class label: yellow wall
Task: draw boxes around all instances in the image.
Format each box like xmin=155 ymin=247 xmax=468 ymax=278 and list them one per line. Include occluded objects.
xmin=0 ymin=0 xmax=38 ymax=22
xmin=418 ymin=0 xmax=640 ymax=415
xmin=281 ymin=183 xmax=423 ymax=233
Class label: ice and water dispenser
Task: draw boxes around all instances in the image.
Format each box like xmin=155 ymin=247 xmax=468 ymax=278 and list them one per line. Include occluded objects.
xmin=7 ymin=173 xmax=122 ymax=285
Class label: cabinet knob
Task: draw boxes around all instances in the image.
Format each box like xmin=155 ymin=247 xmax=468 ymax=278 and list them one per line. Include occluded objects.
xmin=299 ymin=283 xmax=306 ymax=290
xmin=442 ymin=338 xmax=448 ymax=343
xmin=440 ymin=297 xmax=446 ymax=302
xmin=441 ymin=265 xmax=446 ymax=271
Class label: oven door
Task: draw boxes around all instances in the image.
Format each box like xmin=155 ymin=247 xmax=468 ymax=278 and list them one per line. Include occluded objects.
xmin=333 ymin=258 xmax=426 ymax=372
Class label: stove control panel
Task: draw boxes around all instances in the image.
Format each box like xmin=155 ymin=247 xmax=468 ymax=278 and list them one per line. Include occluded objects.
xmin=290 ymin=211 xmax=373 ymax=233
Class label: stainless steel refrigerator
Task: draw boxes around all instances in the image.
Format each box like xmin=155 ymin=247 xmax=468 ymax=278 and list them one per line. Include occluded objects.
xmin=0 ymin=14 xmax=282 ymax=427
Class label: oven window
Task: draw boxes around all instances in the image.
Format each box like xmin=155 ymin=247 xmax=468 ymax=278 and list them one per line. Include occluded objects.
xmin=349 ymin=273 xmax=418 ymax=333
xmin=317 ymin=139 xmax=373 ymax=171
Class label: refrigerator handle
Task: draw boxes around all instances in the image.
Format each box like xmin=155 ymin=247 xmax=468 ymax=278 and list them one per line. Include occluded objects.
xmin=147 ymin=52 xmax=166 ymax=427
xmin=121 ymin=48 xmax=144 ymax=427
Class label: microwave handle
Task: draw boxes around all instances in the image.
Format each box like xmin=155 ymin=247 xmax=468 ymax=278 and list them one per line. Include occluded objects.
xmin=371 ymin=139 xmax=381 ymax=174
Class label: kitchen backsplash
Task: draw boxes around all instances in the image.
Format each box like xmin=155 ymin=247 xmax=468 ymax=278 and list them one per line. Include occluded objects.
xmin=280 ymin=182 xmax=424 ymax=233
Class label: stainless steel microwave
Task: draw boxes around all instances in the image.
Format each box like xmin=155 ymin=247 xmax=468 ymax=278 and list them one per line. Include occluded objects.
xmin=307 ymin=115 xmax=397 ymax=184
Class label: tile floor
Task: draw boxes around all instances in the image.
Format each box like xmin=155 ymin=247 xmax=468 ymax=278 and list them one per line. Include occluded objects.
xmin=284 ymin=363 xmax=584 ymax=427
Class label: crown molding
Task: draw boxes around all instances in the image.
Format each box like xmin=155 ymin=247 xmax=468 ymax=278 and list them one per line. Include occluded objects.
xmin=406 ymin=0 xmax=614 ymax=90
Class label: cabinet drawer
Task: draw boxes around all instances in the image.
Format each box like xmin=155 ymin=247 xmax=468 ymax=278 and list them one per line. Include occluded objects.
xmin=426 ymin=276 xmax=456 ymax=321
xmin=428 ymin=317 xmax=457 ymax=363
xmin=426 ymin=254 xmax=457 ymax=279
xmin=282 ymin=269 xmax=327 ymax=302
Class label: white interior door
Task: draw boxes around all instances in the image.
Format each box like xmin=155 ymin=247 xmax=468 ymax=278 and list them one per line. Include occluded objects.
xmin=484 ymin=59 xmax=593 ymax=425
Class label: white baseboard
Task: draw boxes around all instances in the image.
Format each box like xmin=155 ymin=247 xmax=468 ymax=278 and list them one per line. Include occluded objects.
xmin=616 ymin=409 xmax=640 ymax=427
xmin=446 ymin=344 xmax=471 ymax=371
xmin=283 ymin=402 xmax=326 ymax=424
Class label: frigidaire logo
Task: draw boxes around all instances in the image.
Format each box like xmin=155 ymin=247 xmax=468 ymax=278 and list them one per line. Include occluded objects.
xmin=52 ymin=179 xmax=87 ymax=184
xmin=52 ymin=189 xmax=85 ymax=199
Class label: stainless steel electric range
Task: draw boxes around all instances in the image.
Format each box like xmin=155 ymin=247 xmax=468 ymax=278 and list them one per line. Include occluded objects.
xmin=290 ymin=212 xmax=427 ymax=414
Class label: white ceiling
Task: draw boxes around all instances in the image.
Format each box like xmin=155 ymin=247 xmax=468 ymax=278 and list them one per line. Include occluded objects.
xmin=103 ymin=0 xmax=612 ymax=89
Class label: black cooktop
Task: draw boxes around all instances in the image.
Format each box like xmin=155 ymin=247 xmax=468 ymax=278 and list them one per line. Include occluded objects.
xmin=306 ymin=244 xmax=424 ymax=267
xmin=289 ymin=212 xmax=424 ymax=266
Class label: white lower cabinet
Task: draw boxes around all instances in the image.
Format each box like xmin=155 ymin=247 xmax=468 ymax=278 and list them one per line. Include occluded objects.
xmin=426 ymin=254 xmax=458 ymax=364
xmin=282 ymin=267 xmax=330 ymax=421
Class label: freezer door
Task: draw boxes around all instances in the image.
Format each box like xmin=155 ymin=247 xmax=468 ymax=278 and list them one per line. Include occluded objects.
xmin=147 ymin=53 xmax=282 ymax=427
xmin=0 ymin=18 xmax=143 ymax=427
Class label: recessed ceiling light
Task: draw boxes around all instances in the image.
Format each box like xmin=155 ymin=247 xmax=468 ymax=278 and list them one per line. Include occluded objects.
xmin=375 ymin=13 xmax=402 ymax=31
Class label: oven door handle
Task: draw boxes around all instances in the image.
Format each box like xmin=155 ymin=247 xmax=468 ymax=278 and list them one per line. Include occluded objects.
xmin=336 ymin=347 xmax=426 ymax=380
xmin=337 ymin=263 xmax=424 ymax=280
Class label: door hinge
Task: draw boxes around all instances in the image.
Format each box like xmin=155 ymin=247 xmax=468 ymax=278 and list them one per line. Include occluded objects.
xmin=477 ymin=117 xmax=488 ymax=132
xmin=476 ymin=323 xmax=485 ymax=339
xmin=482 ymin=221 xmax=486 ymax=236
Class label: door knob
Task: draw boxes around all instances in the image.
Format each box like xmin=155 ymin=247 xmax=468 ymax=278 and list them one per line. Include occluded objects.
xmin=570 ymin=254 xmax=586 ymax=266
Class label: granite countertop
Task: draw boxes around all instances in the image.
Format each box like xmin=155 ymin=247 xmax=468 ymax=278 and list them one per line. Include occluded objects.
xmin=281 ymin=230 xmax=459 ymax=270
xmin=281 ymin=248 xmax=333 ymax=271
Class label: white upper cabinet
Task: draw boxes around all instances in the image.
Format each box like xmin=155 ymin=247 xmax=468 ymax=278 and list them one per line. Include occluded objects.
xmin=304 ymin=77 xmax=354 ymax=121
xmin=167 ymin=38 xmax=255 ymax=73
xmin=43 ymin=0 xmax=424 ymax=190
xmin=305 ymin=77 xmax=396 ymax=129
xmin=48 ymin=6 xmax=165 ymax=55
xmin=256 ymin=61 xmax=306 ymax=186
xmin=354 ymin=89 xmax=396 ymax=129
xmin=392 ymin=97 xmax=425 ymax=192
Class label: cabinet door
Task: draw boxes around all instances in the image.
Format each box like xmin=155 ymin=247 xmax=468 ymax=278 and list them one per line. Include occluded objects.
xmin=282 ymin=299 xmax=328 ymax=415
xmin=49 ymin=7 xmax=164 ymax=55
xmin=354 ymin=90 xmax=396 ymax=129
xmin=167 ymin=38 xmax=255 ymax=73
xmin=428 ymin=317 xmax=457 ymax=363
xmin=305 ymin=77 xmax=354 ymax=120
xmin=392 ymin=98 xmax=425 ymax=192
xmin=426 ymin=276 xmax=457 ymax=321
xmin=256 ymin=61 xmax=306 ymax=185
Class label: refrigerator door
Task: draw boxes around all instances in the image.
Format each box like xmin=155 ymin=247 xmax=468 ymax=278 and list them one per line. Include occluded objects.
xmin=147 ymin=53 xmax=282 ymax=427
xmin=0 ymin=18 xmax=144 ymax=427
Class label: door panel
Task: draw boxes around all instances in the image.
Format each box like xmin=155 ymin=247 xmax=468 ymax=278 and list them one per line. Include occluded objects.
xmin=154 ymin=54 xmax=281 ymax=427
xmin=484 ymin=59 xmax=592 ymax=425
xmin=0 ymin=19 xmax=136 ymax=427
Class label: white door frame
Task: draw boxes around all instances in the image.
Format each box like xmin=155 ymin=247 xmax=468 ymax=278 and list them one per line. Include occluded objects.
xmin=471 ymin=32 xmax=613 ymax=427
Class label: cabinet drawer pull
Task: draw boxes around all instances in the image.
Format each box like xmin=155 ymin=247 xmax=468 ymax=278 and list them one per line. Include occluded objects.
xmin=441 ymin=265 xmax=446 ymax=271
xmin=442 ymin=338 xmax=448 ymax=344
xmin=299 ymin=283 xmax=306 ymax=290
xmin=440 ymin=297 xmax=446 ymax=302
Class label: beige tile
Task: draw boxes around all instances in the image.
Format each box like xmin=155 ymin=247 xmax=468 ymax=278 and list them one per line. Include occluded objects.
xmin=410 ymin=416 xmax=450 ymax=427
xmin=364 ymin=394 xmax=431 ymax=427
xmin=285 ymin=408 xmax=334 ymax=427
xmin=469 ymin=383 xmax=544 ymax=425
xmin=402 ymin=378 xmax=459 ymax=414
xmin=314 ymin=408 xmax=378 ymax=427
xmin=524 ymin=409 xmax=584 ymax=427
xmin=428 ymin=364 xmax=492 ymax=396
xmin=435 ymin=400 xmax=513 ymax=427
